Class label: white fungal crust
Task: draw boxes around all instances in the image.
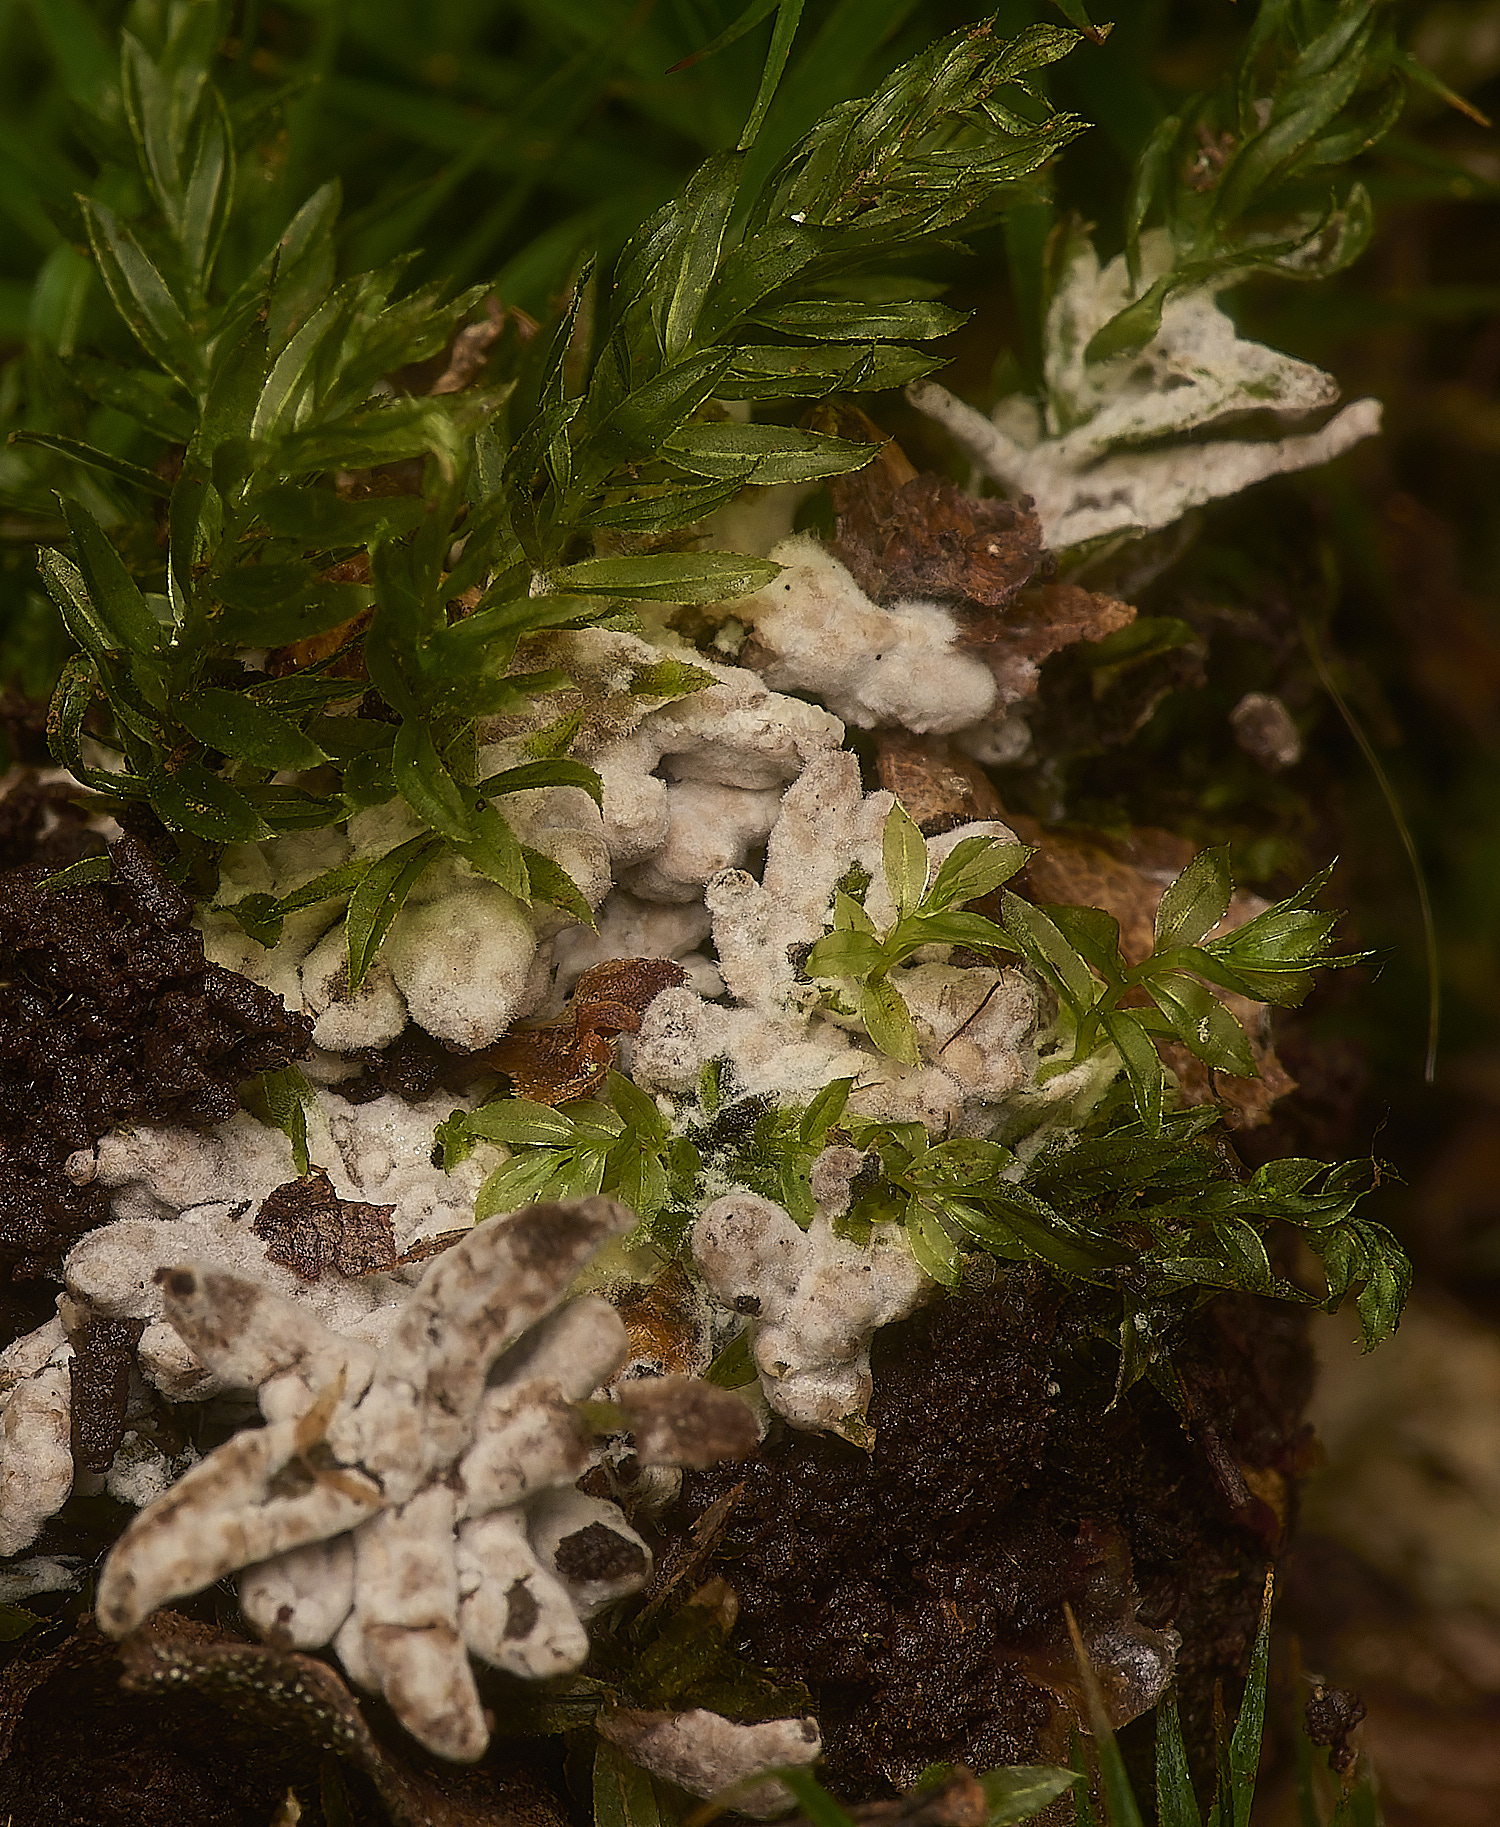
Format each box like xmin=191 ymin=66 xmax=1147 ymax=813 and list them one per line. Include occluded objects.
xmin=692 ymin=1191 xmax=931 ymax=1442
xmin=629 ymin=748 xmax=1038 ymax=1129
xmin=738 ymin=535 xmax=998 ymax=735
xmin=0 ymin=1360 xmax=74 ymax=1556
xmin=908 ymin=229 xmax=1382 ymax=551
xmin=91 ymin=1089 xmax=494 ymax=1251
xmin=381 ymin=874 xmax=541 ymax=1051
xmin=598 ymin=1708 xmax=822 ymax=1820
xmin=92 ymin=1199 xmax=755 ymax=1764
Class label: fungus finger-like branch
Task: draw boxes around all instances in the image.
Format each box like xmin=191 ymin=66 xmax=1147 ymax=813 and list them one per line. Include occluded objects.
xmin=97 ymin=1416 xmax=384 ymax=1635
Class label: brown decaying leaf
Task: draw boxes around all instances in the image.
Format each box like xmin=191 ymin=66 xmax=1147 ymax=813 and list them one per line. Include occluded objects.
xmin=67 ymin=1310 xmax=148 ymax=1475
xmin=636 ymin=1485 xmax=743 ymax=1626
xmin=612 ymin=1262 xmax=714 ymax=1378
xmin=252 ymin=1168 xmax=398 ymax=1282
xmin=482 ymin=958 xmax=688 ymax=1105
xmin=830 ymin=452 xmax=1046 ymax=609
xmin=874 ymin=730 xmax=1006 ymax=835
xmin=816 ymin=406 xmax=1132 ymax=704
xmin=267 ymin=554 xmax=373 ymax=679
xmin=961 ymin=581 xmax=1135 ymax=705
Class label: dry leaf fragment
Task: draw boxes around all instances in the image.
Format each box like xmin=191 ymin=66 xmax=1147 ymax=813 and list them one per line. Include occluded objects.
xmin=961 ymin=581 xmax=1135 ymax=706
xmin=830 ymin=461 xmax=1046 ymax=609
xmin=252 ymin=1168 xmax=399 ymax=1283
xmin=873 ymin=730 xmax=1006 ymax=835
xmin=482 ymin=958 xmax=688 ymax=1104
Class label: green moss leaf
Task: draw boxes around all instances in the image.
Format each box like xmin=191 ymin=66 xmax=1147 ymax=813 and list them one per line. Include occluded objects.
xmin=147 ymin=763 xmax=274 ymax=843
xmin=344 ymin=833 xmax=442 ymax=989
xmin=174 ymin=687 xmax=327 ymax=771
xmin=549 ymin=551 xmax=779 ymax=604
xmin=1154 ymin=846 xmax=1233 ymax=952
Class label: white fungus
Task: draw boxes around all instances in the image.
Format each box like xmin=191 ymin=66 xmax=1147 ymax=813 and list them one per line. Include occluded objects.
xmin=94 ymin=1199 xmax=756 ymax=1763
xmin=693 ymin=1190 xmax=932 ymax=1442
xmin=908 ymin=229 xmax=1382 ymax=551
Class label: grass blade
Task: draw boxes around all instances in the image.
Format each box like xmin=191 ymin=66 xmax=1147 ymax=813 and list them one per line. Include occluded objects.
xmin=1064 ymin=1604 xmax=1145 ymax=1827
xmin=1155 ymin=1693 xmax=1204 ymax=1827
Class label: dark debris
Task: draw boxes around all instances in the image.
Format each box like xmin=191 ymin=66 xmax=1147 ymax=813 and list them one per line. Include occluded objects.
xmin=252 ymin=1167 xmax=398 ymax=1282
xmin=673 ymin=1272 xmax=1313 ymax=1796
xmin=0 ymin=834 xmax=312 ymax=1280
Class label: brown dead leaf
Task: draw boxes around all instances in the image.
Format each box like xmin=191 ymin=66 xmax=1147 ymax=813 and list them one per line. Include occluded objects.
xmin=252 ymin=1168 xmax=398 ymax=1282
xmin=612 ymin=1262 xmax=714 ymax=1378
xmin=831 ymin=461 xmax=1046 ymax=609
xmin=963 ymin=581 xmax=1135 ymax=705
xmin=482 ymin=958 xmax=688 ymax=1105
xmin=873 ymin=730 xmax=1006 ymax=835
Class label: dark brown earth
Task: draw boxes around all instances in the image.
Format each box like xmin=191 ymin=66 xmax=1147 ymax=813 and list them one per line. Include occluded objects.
xmin=672 ymin=1266 xmax=1314 ymax=1798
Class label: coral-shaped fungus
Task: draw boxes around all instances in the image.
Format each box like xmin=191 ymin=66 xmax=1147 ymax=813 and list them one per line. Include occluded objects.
xmin=96 ymin=1196 xmax=758 ymax=1761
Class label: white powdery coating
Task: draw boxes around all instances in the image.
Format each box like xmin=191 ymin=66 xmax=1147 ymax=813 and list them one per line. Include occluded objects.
xmin=0 ymin=1365 xmax=73 ymax=1555
xmin=598 ymin=1709 xmax=822 ymax=1820
xmin=623 ymin=779 xmax=784 ymax=906
xmin=92 ymin=1202 xmax=696 ymax=1765
xmin=907 ymin=230 xmax=1382 ymax=551
xmin=63 ymin=1083 xmax=504 ymax=1418
xmin=738 ymin=536 xmax=997 ymax=736
xmin=93 ymin=1089 xmax=495 ymax=1249
xmin=897 ymin=963 xmax=1038 ymax=1102
xmin=0 ymin=1556 xmax=84 ymax=1604
xmin=633 ymin=989 xmax=859 ymax=1105
xmin=240 ymin=1535 xmax=356 ymax=1649
xmin=477 ymin=740 xmax=615 ymax=924
xmin=105 ymin=1429 xmax=199 ymax=1509
xmin=629 ymin=751 xmax=1037 ymax=1123
xmin=220 ymin=753 xmax=611 ymax=1056
xmin=300 ymin=926 xmax=408 ymax=1053
xmin=580 ymin=640 xmax=844 ymax=869
xmin=526 ymin=1486 xmax=653 ymax=1621
xmin=0 ymin=1319 xmax=74 ymax=1554
xmin=551 ymin=892 xmax=714 ymax=1004
xmin=95 ymin=1109 xmax=308 ymax=1224
xmin=382 ymin=877 xmax=541 ymax=1050
xmin=693 ymin=1193 xmax=931 ymax=1440
xmin=200 ymin=828 xmax=354 ymax=1011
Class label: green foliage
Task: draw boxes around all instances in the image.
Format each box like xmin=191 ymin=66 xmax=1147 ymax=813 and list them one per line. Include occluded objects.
xmin=708 ymin=1076 xmax=857 ymax=1229
xmin=459 ymin=1073 xmax=701 ymax=1250
xmin=807 ymin=802 xmax=1030 ymax=1066
xmin=832 ymin=1102 xmax=1407 ymax=1371
xmin=1088 ymin=0 xmax=1411 ymax=362
xmin=240 ymin=1065 xmax=314 ymax=1176
xmin=20 ymin=4 xmax=1087 ymax=979
xmin=1013 ymin=847 xmax=1364 ymax=1136
xmin=1053 ymin=1575 xmax=1386 ymax=1827
xmin=808 ymin=807 xmax=1361 ymax=1139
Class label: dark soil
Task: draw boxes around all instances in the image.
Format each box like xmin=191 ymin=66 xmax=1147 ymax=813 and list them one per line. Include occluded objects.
xmin=673 ymin=1265 xmax=1315 ymax=1797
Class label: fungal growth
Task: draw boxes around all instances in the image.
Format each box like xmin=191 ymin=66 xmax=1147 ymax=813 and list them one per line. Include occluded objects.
xmin=94 ymin=1196 xmax=758 ymax=1762
xmin=0 ymin=3 xmax=1425 ymax=1814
